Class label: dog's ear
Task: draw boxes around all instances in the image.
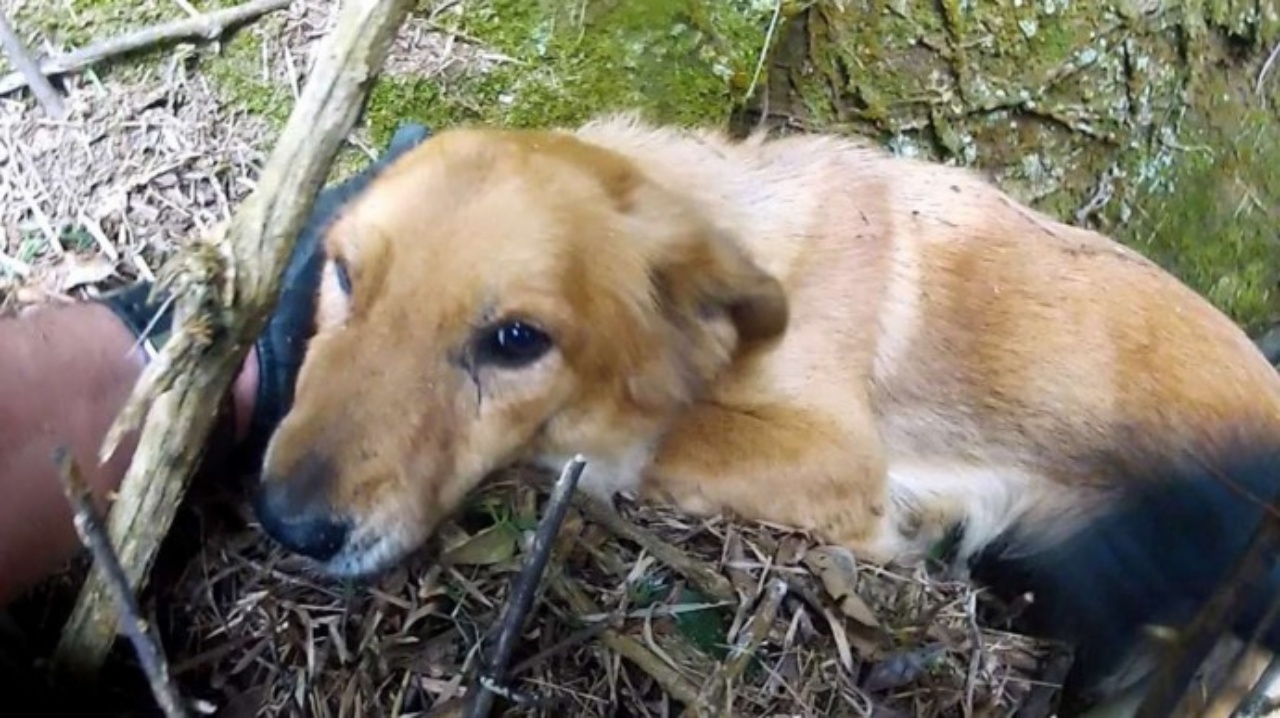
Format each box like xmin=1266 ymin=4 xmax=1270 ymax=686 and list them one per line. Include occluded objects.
xmin=650 ymin=222 xmax=788 ymax=348
xmin=623 ymin=222 xmax=786 ymax=412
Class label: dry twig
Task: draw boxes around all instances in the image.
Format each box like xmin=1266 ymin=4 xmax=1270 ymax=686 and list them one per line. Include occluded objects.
xmin=53 ymin=0 xmax=415 ymax=675
xmin=467 ymin=456 xmax=588 ymax=718
xmin=0 ymin=0 xmax=292 ymax=96
xmin=52 ymin=447 xmax=189 ymax=718
xmin=0 ymin=12 xmax=66 ymax=117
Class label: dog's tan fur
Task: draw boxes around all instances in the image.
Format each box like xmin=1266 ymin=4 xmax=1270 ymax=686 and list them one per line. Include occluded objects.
xmin=258 ymin=113 xmax=1280 ymax=715
xmin=263 ymin=114 xmax=1280 ymax=579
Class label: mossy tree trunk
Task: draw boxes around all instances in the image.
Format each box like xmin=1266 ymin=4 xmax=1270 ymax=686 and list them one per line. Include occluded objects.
xmin=739 ymin=0 xmax=1279 ymax=332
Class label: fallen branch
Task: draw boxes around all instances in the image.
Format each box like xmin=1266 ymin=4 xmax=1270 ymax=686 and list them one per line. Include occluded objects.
xmin=0 ymin=0 xmax=291 ymax=96
xmin=573 ymin=494 xmax=737 ymax=605
xmin=53 ymin=0 xmax=414 ymax=675
xmin=683 ymin=577 xmax=788 ymax=718
xmin=466 ymin=456 xmax=587 ymax=718
xmin=52 ymin=447 xmax=189 ymax=718
xmin=0 ymin=12 xmax=66 ymax=117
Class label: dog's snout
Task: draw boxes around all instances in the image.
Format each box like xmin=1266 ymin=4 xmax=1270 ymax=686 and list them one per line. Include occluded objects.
xmin=252 ymin=455 xmax=350 ymax=562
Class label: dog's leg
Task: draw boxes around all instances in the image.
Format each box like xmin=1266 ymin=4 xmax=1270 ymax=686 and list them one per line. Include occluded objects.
xmin=640 ymin=400 xmax=938 ymax=565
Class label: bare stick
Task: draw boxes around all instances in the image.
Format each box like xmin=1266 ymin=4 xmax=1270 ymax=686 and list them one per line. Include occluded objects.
xmin=1257 ymin=39 xmax=1280 ymax=96
xmin=0 ymin=0 xmax=291 ymax=96
xmin=466 ymin=456 xmax=587 ymax=718
xmin=53 ymin=0 xmax=414 ymax=675
xmin=52 ymin=447 xmax=189 ymax=718
xmin=1135 ymin=469 xmax=1280 ymax=718
xmin=683 ymin=577 xmax=788 ymax=718
xmin=0 ymin=12 xmax=66 ymax=117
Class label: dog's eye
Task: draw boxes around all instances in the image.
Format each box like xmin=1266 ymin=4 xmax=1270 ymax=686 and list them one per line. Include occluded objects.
xmin=475 ymin=320 xmax=553 ymax=368
xmin=333 ymin=257 xmax=352 ymax=295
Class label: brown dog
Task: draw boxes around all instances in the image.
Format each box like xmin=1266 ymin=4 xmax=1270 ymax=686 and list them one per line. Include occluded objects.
xmin=252 ymin=113 xmax=1280 ymax=713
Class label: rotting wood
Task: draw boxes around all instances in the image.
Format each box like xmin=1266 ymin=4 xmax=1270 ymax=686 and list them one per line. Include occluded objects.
xmin=0 ymin=0 xmax=291 ymax=96
xmin=52 ymin=0 xmax=415 ymax=676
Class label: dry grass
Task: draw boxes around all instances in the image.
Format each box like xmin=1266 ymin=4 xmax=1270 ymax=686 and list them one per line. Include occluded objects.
xmin=0 ymin=51 xmax=268 ymax=310
xmin=0 ymin=1 xmax=1057 ymax=716
xmin=148 ymin=473 xmax=1049 ymax=718
xmin=0 ymin=0 xmax=498 ymax=312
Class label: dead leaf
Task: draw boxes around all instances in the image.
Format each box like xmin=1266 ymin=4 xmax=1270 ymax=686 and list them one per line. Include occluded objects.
xmin=804 ymin=545 xmax=881 ymax=628
xmin=440 ymin=523 xmax=519 ymax=566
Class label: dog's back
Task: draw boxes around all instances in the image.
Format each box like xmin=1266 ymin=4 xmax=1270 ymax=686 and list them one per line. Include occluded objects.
xmin=576 ymin=114 xmax=1280 ymax=711
xmin=256 ymin=113 xmax=1280 ymax=714
xmin=578 ymin=112 xmax=1280 ymax=545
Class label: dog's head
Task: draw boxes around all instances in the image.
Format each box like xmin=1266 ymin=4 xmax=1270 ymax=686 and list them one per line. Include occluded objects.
xmin=253 ymin=127 xmax=787 ymax=577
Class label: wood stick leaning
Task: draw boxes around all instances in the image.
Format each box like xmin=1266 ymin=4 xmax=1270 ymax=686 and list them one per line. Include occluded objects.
xmin=683 ymin=577 xmax=788 ymax=718
xmin=53 ymin=0 xmax=415 ymax=676
xmin=548 ymin=569 xmax=703 ymax=706
xmin=572 ymin=493 xmax=738 ymax=604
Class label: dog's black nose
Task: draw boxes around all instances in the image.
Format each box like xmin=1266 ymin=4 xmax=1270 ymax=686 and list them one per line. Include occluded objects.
xmin=252 ymin=462 xmax=350 ymax=562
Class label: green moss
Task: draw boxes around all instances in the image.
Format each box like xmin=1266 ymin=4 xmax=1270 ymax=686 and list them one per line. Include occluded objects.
xmin=1121 ymin=105 xmax=1279 ymax=332
xmin=200 ymin=20 xmax=294 ymax=130
xmin=759 ymin=1 xmax=1278 ymax=330
xmin=14 ymin=0 xmax=1275 ymax=329
xmin=361 ymin=0 xmax=777 ymax=147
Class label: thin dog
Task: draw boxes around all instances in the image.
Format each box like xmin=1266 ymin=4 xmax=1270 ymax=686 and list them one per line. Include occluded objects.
xmin=251 ymin=114 xmax=1280 ymax=715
